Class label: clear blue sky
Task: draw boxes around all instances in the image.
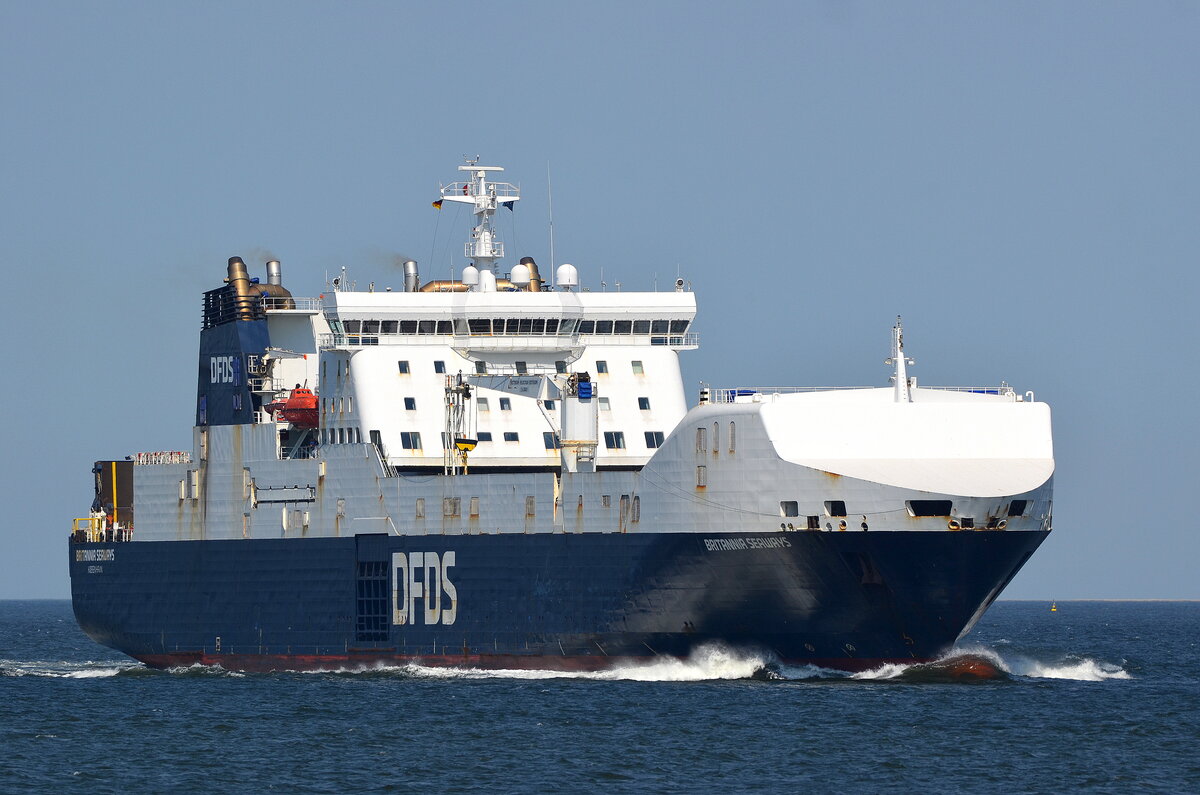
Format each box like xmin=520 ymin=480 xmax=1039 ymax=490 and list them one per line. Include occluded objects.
xmin=1 ymin=1 xmax=1196 ymax=599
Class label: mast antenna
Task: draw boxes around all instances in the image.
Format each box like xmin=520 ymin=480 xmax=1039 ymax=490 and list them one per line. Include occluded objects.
xmin=547 ymin=161 xmax=556 ymax=272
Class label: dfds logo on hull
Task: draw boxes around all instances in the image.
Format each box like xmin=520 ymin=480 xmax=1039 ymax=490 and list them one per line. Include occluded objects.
xmin=392 ymin=551 xmax=457 ymax=626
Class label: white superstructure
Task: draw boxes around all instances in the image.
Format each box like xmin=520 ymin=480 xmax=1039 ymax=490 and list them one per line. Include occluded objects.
xmin=123 ymin=160 xmax=1053 ymax=545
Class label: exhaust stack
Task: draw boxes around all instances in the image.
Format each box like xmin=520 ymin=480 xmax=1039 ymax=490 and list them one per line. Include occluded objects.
xmin=225 ymin=257 xmax=258 ymax=321
xmin=403 ymin=260 xmax=421 ymax=292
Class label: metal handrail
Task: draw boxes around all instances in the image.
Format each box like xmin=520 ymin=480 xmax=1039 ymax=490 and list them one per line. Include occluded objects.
xmin=264 ymin=296 xmax=323 ymax=312
xmin=132 ymin=451 xmax=192 ymax=465
xmin=710 ymin=385 xmax=1017 ymax=403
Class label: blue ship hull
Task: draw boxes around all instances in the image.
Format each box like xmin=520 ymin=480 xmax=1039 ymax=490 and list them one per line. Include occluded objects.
xmin=69 ymin=529 xmax=1047 ymax=672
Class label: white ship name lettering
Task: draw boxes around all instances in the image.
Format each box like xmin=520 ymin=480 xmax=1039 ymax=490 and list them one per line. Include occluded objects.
xmin=76 ymin=548 xmax=116 ymax=562
xmin=704 ymin=537 xmax=792 ymax=552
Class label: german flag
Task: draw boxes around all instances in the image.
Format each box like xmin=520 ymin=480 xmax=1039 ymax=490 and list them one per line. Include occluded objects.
xmin=432 ymin=200 xmax=443 ymax=210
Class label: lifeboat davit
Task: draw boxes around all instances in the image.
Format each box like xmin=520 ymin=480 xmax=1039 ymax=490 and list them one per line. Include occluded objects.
xmin=269 ymin=387 xmax=318 ymax=428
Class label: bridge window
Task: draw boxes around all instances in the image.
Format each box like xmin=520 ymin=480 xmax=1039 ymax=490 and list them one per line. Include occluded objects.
xmin=670 ymin=320 xmax=690 ymax=333
xmin=578 ymin=320 xmax=595 ymax=334
xmin=419 ymin=320 xmax=437 ymax=334
xmin=633 ymin=320 xmax=651 ymax=334
xmin=437 ymin=321 xmax=453 ymax=334
xmin=398 ymin=321 xmax=417 ymax=334
xmin=614 ymin=320 xmax=632 ymax=334
xmin=381 ymin=321 xmax=398 ymax=334
xmin=644 ymin=431 xmax=665 ymax=449
xmin=604 ymin=431 xmax=626 ymax=449
xmin=595 ymin=320 xmax=614 ymax=334
xmin=651 ymin=320 xmax=669 ymax=333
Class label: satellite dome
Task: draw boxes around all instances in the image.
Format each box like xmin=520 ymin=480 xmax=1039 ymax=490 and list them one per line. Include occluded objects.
xmin=510 ymin=263 xmax=531 ymax=286
xmin=556 ymin=263 xmax=579 ymax=289
xmin=461 ymin=265 xmax=479 ymax=286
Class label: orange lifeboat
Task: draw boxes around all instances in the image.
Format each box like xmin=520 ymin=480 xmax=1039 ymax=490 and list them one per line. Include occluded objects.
xmin=269 ymin=387 xmax=319 ymax=428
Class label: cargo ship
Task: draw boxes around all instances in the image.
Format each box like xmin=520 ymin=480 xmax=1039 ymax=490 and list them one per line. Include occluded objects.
xmin=69 ymin=160 xmax=1054 ymax=672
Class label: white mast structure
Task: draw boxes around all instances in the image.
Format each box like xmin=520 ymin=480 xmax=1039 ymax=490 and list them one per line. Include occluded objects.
xmin=437 ymin=158 xmax=520 ymax=292
xmin=886 ymin=316 xmax=915 ymax=403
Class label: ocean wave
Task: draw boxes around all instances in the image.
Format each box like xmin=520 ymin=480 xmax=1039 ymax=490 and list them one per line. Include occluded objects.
xmin=304 ymin=644 xmax=774 ymax=682
xmin=0 ymin=659 xmax=141 ymax=678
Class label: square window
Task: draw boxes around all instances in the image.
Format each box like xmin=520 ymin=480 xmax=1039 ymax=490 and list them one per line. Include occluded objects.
xmin=397 ymin=360 xmax=410 ymax=374
xmin=401 ymin=431 xmax=422 ymax=450
xmin=632 ymin=360 xmax=644 ymax=375
xmin=638 ymin=397 xmax=651 ymax=411
xmin=598 ymin=397 xmax=611 ymax=411
xmin=604 ymin=431 xmax=626 ymax=449
xmin=644 ymin=431 xmax=665 ymax=448
xmin=434 ymin=360 xmax=446 ymax=374
xmin=500 ymin=398 xmax=512 ymax=411
xmin=596 ymin=360 xmax=608 ymax=374
xmin=515 ymin=360 xmax=528 ymax=375
xmin=503 ymin=432 xmax=519 ymax=442
xmin=825 ymin=500 xmax=847 ymax=517
xmin=555 ymin=360 xmax=567 ymax=374
xmin=544 ymin=400 xmax=556 ymax=411
xmin=780 ymin=501 xmax=799 ymax=517
xmin=477 ymin=397 xmax=489 ymax=411
xmin=595 ymin=320 xmax=613 ymax=334
xmin=633 ymin=320 xmax=651 ymax=334
xmin=475 ymin=361 xmax=487 ymax=375
xmin=614 ymin=320 xmax=632 ymax=334
xmin=543 ymin=432 xmax=561 ymax=449
xmin=477 ymin=431 xmax=493 ymax=442
xmin=404 ymin=397 xmax=416 ymax=411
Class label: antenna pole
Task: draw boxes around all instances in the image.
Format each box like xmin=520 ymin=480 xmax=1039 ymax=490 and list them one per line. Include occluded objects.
xmin=547 ymin=161 xmax=556 ymax=273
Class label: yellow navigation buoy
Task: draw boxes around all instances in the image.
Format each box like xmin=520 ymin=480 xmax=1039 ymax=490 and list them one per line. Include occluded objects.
xmin=1050 ymin=601 xmax=1057 ymax=612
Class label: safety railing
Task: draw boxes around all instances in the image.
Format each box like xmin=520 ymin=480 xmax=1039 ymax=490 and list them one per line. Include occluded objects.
xmin=132 ymin=451 xmax=192 ymax=465
xmin=71 ymin=517 xmax=131 ymax=543
xmin=264 ymin=296 xmax=323 ymax=312
xmin=710 ymin=384 xmax=1017 ymax=403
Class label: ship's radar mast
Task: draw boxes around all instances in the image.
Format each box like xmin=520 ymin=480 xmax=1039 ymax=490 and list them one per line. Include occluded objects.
xmin=437 ymin=157 xmax=520 ymax=292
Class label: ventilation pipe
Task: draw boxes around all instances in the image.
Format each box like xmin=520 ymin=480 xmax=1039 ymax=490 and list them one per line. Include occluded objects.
xmin=266 ymin=260 xmax=283 ymax=285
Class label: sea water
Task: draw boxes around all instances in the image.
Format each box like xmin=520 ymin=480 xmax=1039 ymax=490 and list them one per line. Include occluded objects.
xmin=2 ymin=601 xmax=1197 ymax=793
